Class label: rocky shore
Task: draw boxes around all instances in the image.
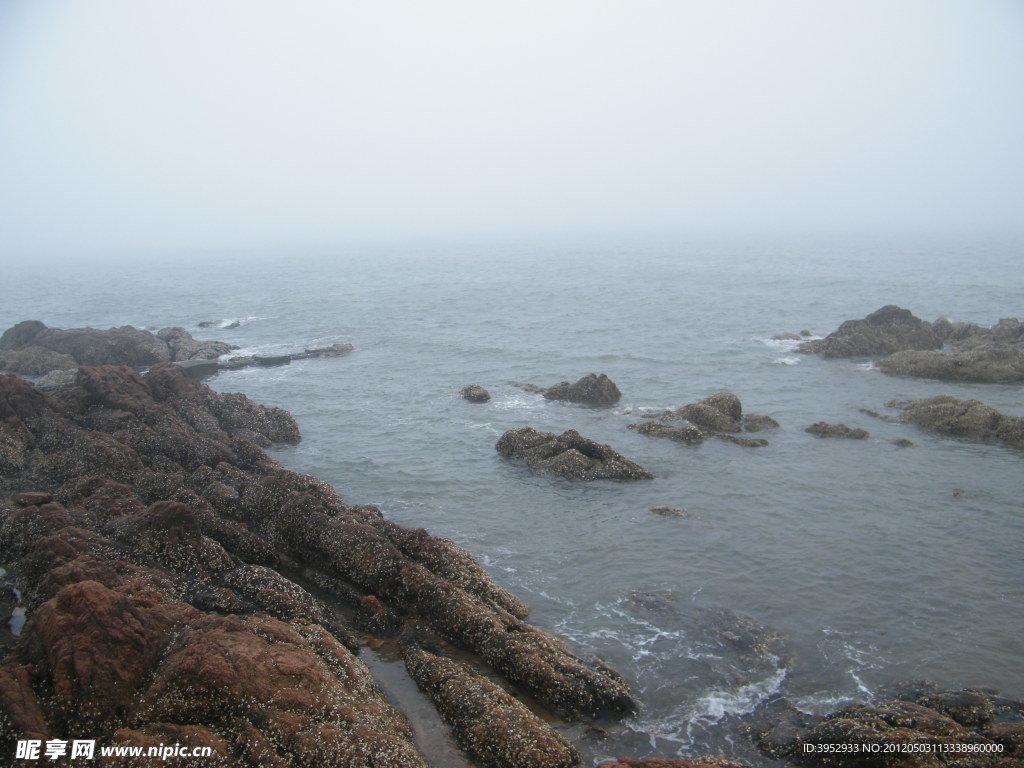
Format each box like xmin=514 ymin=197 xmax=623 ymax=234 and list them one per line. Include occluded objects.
xmin=797 ymin=306 xmax=1024 ymax=383
xmin=0 ymin=365 xmax=634 ymax=766
xmin=0 ymin=321 xmax=354 ymax=385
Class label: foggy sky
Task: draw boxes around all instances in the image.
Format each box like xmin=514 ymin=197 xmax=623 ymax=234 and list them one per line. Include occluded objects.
xmin=1 ymin=0 xmax=1022 ymax=258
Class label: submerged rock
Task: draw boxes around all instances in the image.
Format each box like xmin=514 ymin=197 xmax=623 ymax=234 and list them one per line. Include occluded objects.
xmin=804 ymin=422 xmax=869 ymax=439
xmin=459 ymin=384 xmax=491 ymax=403
xmin=496 ymin=427 xmax=653 ymax=481
xmin=649 ymin=506 xmax=688 ymax=518
xmin=888 ymin=395 xmax=1024 ymax=449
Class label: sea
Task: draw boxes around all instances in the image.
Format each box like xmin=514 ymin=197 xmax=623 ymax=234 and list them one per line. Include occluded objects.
xmin=4 ymin=234 xmax=1023 ymax=765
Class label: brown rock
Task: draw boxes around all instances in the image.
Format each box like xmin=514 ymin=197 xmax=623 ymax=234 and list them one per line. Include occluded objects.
xmin=496 ymin=427 xmax=653 ymax=481
xmin=798 ymin=305 xmax=942 ymax=358
xmin=404 ymin=646 xmax=580 ymax=768
xmin=542 ymin=373 xmax=622 ymax=405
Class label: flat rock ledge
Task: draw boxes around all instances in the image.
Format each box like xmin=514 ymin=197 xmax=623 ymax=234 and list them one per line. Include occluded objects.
xmin=514 ymin=373 xmax=622 ymax=406
xmin=0 ymin=365 xmax=635 ymax=766
xmin=798 ymin=306 xmax=1024 ymax=383
xmin=888 ymin=395 xmax=1024 ymax=450
xmin=629 ymin=392 xmax=777 ymax=448
xmin=496 ymin=427 xmax=653 ymax=481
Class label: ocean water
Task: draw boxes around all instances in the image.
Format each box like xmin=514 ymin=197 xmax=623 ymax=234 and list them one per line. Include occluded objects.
xmin=4 ymin=235 xmax=1023 ymax=764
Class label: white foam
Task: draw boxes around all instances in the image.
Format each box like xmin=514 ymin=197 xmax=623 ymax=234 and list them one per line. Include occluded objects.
xmin=774 ymin=356 xmax=800 ymax=365
xmin=9 ymin=606 xmax=26 ymax=637
xmin=853 ymin=361 xmax=878 ymax=371
xmin=687 ymin=662 xmax=788 ymax=727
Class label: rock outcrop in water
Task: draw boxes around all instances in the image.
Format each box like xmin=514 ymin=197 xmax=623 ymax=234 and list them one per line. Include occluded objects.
xmin=797 ymin=305 xmax=942 ymax=358
xmin=514 ymin=373 xmax=622 ymax=405
xmin=496 ymin=427 xmax=653 ymax=481
xmin=887 ymin=395 xmax=1024 ymax=449
xmin=459 ymin=384 xmax=491 ymax=403
xmin=751 ymin=684 xmax=1024 ymax=768
xmin=798 ymin=307 xmax=1024 ymax=383
xmin=0 ymin=321 xmax=355 ymax=382
xmin=629 ymin=392 xmax=777 ymax=447
xmin=0 ymin=320 xmax=237 ymax=377
xmin=0 ymin=365 xmax=635 ymax=765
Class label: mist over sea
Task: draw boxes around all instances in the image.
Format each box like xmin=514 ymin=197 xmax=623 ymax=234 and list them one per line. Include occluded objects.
xmin=5 ymin=234 xmax=1022 ymax=763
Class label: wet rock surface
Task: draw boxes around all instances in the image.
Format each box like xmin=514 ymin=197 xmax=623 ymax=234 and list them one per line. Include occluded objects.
xmin=749 ymin=684 xmax=1024 ymax=768
xmin=887 ymin=396 xmax=1024 ymax=449
xmin=515 ymin=373 xmax=622 ymax=405
xmin=797 ymin=305 xmax=943 ymax=358
xmin=0 ymin=365 xmax=636 ymax=765
xmin=403 ymin=644 xmax=581 ymax=768
xmin=799 ymin=307 xmax=1024 ymax=382
xmin=496 ymin=427 xmax=654 ymax=481
xmin=460 ymin=384 xmax=491 ymax=403
xmin=630 ymin=392 xmax=778 ymax=447
xmin=804 ymin=422 xmax=869 ymax=439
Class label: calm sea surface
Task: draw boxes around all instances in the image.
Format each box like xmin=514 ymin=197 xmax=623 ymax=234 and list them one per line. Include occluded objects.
xmin=5 ymin=235 xmax=1023 ymax=764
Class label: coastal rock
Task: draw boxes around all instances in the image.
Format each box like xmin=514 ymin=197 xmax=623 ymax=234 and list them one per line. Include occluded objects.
xmin=877 ymin=333 xmax=1024 ymax=383
xmin=496 ymin=427 xmax=653 ymax=481
xmin=888 ymin=395 xmax=1024 ymax=449
xmin=797 ymin=305 xmax=942 ymax=358
xmin=800 ymin=307 xmax=1024 ymax=383
xmin=649 ymin=507 xmax=688 ymax=518
xmin=403 ymin=645 xmax=580 ymax=768
xmin=804 ymin=422 xmax=869 ymax=439
xmin=636 ymin=392 xmax=777 ymax=446
xmin=0 ymin=364 xmax=638 ymax=764
xmin=628 ymin=422 xmax=704 ymax=444
xmin=542 ymin=373 xmax=622 ymax=405
xmin=0 ymin=321 xmax=239 ymax=377
xmin=752 ymin=685 xmax=1024 ymax=767
xmin=460 ymin=384 xmax=491 ymax=403
xmin=156 ymin=326 xmax=236 ymax=360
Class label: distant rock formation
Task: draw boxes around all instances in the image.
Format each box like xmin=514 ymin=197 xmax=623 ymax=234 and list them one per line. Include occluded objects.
xmin=797 ymin=305 xmax=942 ymax=358
xmin=496 ymin=427 xmax=653 ymax=481
xmin=0 ymin=320 xmax=236 ymax=377
xmin=0 ymin=320 xmax=355 ymax=382
xmin=514 ymin=373 xmax=622 ymax=405
xmin=888 ymin=395 xmax=1024 ymax=449
xmin=629 ymin=392 xmax=778 ymax=447
xmin=799 ymin=306 xmax=1024 ymax=383
xmin=459 ymin=384 xmax=491 ymax=403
